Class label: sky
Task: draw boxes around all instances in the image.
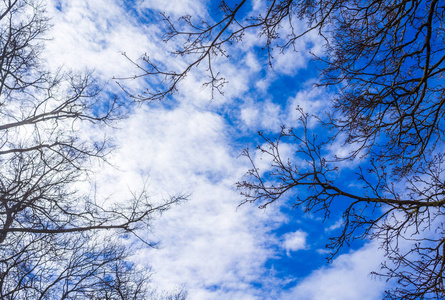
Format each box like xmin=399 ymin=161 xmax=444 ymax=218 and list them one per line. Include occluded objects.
xmin=43 ymin=0 xmax=390 ymax=299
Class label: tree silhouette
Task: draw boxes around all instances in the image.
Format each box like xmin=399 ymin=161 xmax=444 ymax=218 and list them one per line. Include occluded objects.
xmin=0 ymin=1 xmax=186 ymax=298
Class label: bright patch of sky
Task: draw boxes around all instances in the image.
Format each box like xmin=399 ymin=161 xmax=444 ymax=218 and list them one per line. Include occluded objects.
xmin=44 ymin=0 xmax=389 ymax=299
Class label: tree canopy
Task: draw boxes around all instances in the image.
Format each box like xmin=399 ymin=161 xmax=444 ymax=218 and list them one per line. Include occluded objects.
xmin=0 ymin=1 xmax=186 ymax=298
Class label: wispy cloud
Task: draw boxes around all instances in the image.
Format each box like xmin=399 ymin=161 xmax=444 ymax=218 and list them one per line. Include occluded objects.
xmin=282 ymin=230 xmax=308 ymax=255
xmin=283 ymin=242 xmax=386 ymax=300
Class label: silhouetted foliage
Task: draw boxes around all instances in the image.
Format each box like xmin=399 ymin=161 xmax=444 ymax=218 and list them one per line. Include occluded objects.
xmin=133 ymin=0 xmax=445 ymax=298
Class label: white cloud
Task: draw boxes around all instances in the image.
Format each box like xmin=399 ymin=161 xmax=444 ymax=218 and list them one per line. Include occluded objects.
xmin=240 ymin=99 xmax=284 ymax=132
xmin=282 ymin=230 xmax=308 ymax=255
xmin=286 ymin=81 xmax=331 ymax=127
xmin=44 ymin=0 xmax=166 ymax=94
xmin=271 ymin=21 xmax=324 ymax=76
xmin=240 ymin=106 xmax=260 ymax=128
xmin=283 ymin=242 xmax=386 ymax=300
xmin=325 ymin=218 xmax=344 ymax=232
xmin=273 ymin=49 xmax=310 ymax=76
xmin=139 ymin=0 xmax=206 ymax=16
xmin=90 ymin=103 xmax=286 ymax=299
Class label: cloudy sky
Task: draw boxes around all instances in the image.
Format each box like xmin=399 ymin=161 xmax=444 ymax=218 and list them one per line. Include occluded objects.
xmin=43 ymin=0 xmax=389 ymax=299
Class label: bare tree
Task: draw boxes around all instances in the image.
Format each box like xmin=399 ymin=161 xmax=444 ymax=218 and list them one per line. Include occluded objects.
xmin=0 ymin=0 xmax=186 ymax=298
xmin=125 ymin=0 xmax=445 ymax=298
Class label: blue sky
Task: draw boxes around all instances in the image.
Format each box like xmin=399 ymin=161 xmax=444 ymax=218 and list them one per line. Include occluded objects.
xmin=44 ymin=1 xmax=390 ymax=299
